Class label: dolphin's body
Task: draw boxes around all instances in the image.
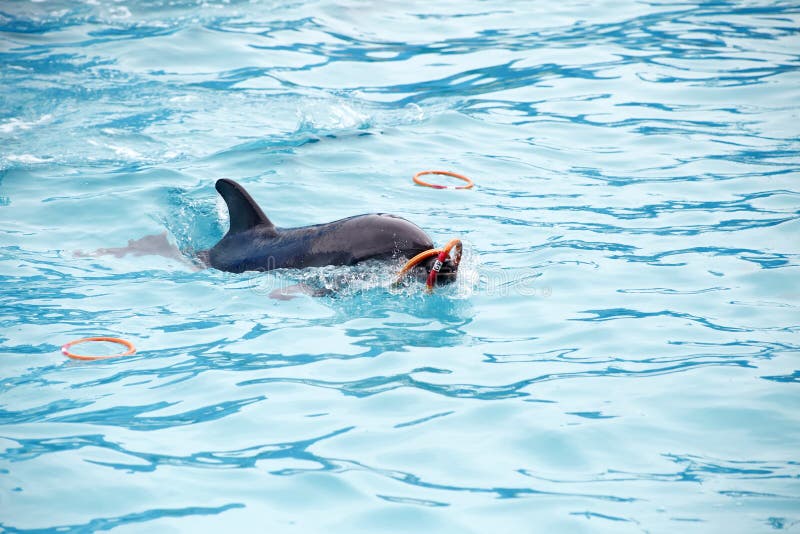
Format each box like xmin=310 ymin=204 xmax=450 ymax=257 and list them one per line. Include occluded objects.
xmin=208 ymin=179 xmax=440 ymax=274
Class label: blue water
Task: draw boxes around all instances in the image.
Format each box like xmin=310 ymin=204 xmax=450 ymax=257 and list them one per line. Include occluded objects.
xmin=2 ymin=0 xmax=799 ymax=531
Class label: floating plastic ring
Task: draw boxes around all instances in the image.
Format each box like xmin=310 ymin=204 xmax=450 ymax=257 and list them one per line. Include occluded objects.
xmin=413 ymin=170 xmax=474 ymax=190
xmin=394 ymin=238 xmax=463 ymax=293
xmin=61 ymin=337 xmax=136 ymax=361
xmin=425 ymin=238 xmax=462 ymax=292
xmin=394 ymin=249 xmax=442 ymax=286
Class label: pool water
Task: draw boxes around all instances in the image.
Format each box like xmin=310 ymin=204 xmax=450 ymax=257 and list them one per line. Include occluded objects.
xmin=2 ymin=1 xmax=799 ymax=531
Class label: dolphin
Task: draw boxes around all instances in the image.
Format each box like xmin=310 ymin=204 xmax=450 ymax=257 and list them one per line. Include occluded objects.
xmin=207 ymin=178 xmax=456 ymax=279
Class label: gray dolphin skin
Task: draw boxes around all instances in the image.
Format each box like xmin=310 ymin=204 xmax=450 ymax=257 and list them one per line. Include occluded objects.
xmin=207 ymin=178 xmax=441 ymax=274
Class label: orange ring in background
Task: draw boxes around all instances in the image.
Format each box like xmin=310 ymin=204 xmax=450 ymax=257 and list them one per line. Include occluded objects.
xmin=413 ymin=170 xmax=474 ymax=190
xmin=61 ymin=337 xmax=136 ymax=361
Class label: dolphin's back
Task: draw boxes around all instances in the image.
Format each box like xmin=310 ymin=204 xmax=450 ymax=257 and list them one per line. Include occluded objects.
xmin=207 ymin=179 xmax=434 ymax=273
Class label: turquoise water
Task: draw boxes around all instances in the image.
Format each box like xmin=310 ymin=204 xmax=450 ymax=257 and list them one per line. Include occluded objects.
xmin=2 ymin=0 xmax=799 ymax=531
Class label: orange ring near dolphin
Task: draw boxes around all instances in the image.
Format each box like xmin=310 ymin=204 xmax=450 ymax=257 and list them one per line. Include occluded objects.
xmin=61 ymin=337 xmax=136 ymax=361
xmin=424 ymin=238 xmax=462 ymax=292
xmin=394 ymin=249 xmax=442 ymax=285
xmin=394 ymin=238 xmax=463 ymax=292
xmin=413 ymin=170 xmax=474 ymax=190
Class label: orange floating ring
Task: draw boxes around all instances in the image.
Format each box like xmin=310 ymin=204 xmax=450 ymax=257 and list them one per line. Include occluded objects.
xmin=394 ymin=238 xmax=463 ymax=293
xmin=425 ymin=238 xmax=462 ymax=292
xmin=413 ymin=170 xmax=473 ymax=190
xmin=394 ymin=249 xmax=442 ymax=286
xmin=61 ymin=337 xmax=136 ymax=361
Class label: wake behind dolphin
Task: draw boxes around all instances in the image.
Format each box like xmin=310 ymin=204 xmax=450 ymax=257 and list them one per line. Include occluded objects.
xmin=207 ymin=179 xmax=456 ymax=280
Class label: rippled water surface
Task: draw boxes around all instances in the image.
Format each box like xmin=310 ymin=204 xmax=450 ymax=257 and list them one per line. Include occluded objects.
xmin=2 ymin=0 xmax=799 ymax=531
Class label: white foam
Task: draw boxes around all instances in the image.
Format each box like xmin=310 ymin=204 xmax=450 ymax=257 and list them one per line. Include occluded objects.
xmin=169 ymin=95 xmax=200 ymax=103
xmin=6 ymin=154 xmax=50 ymax=164
xmin=297 ymin=100 xmax=370 ymax=131
xmin=108 ymin=144 xmax=142 ymax=159
xmin=108 ymin=6 xmax=132 ymax=19
xmin=0 ymin=114 xmax=52 ymax=134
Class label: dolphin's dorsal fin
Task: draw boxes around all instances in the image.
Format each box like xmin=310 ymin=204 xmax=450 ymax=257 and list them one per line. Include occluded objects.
xmin=215 ymin=178 xmax=276 ymax=235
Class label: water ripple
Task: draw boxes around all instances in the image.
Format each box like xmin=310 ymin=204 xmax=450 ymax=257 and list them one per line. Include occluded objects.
xmin=1 ymin=0 xmax=798 ymax=531
xmin=0 ymin=504 xmax=244 ymax=533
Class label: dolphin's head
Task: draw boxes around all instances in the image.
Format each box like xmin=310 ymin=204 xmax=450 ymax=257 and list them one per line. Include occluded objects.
xmin=419 ymin=256 xmax=459 ymax=285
